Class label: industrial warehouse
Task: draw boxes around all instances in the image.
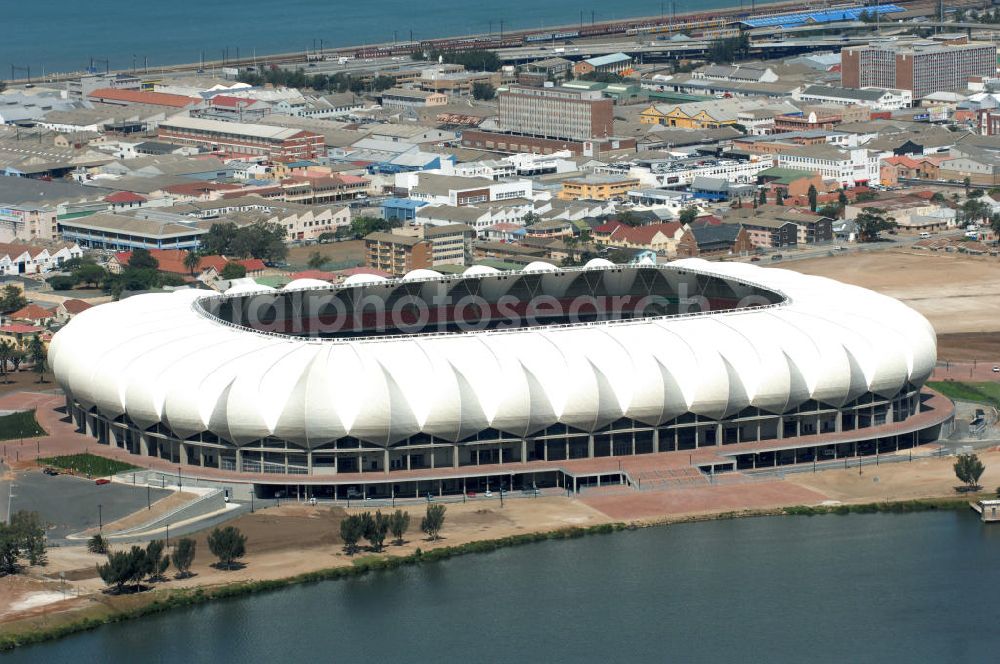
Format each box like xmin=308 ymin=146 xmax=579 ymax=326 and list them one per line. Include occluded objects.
xmin=49 ymin=259 xmax=950 ymax=499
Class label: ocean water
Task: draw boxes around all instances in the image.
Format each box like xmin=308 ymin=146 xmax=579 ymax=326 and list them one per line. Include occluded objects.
xmin=8 ymin=511 xmax=1000 ymax=663
xmin=5 ymin=0 xmax=744 ymax=75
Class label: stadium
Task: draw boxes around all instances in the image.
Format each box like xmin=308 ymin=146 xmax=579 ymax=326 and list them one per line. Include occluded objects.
xmin=50 ymin=258 xmax=952 ymax=498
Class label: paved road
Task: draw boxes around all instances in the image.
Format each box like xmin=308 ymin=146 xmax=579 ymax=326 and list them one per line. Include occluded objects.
xmin=10 ymin=469 xmax=171 ymax=541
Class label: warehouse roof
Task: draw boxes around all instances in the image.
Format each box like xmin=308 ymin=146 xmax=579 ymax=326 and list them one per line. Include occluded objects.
xmin=160 ymin=116 xmax=316 ymax=141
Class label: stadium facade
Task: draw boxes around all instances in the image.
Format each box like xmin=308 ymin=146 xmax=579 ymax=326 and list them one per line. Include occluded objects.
xmin=50 ymin=259 xmax=950 ymax=498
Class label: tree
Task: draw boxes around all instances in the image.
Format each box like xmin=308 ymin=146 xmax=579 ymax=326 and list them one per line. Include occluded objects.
xmin=0 ymin=285 xmax=27 ymax=314
xmin=678 ymin=206 xmax=699 ymax=225
xmin=389 ymin=509 xmax=410 ymax=545
xmin=349 ymin=216 xmax=393 ymax=239
xmin=817 ymin=204 xmax=841 ymax=220
xmin=775 ymin=189 xmax=785 ymax=206
xmin=854 ymin=207 xmax=896 ymax=242
xmin=472 ymin=82 xmax=496 ymax=101
xmin=365 ymin=510 xmax=390 ymax=552
xmin=200 ymin=222 xmax=240 ymax=256
xmin=372 ymin=75 xmax=396 ymax=92
xmin=88 ymin=534 xmax=108 ymax=554
xmin=838 ymin=190 xmax=849 ymax=208
xmin=961 ymin=199 xmax=990 ymax=225
xmin=207 ymin=526 xmax=246 ymax=570
xmin=990 ymin=212 xmax=1000 ymax=236
xmin=171 ymin=538 xmax=197 ymax=578
xmin=307 ymin=251 xmax=328 ymax=270
xmin=930 ymin=191 xmax=946 ymax=203
xmin=97 ymin=546 xmax=147 ymax=593
xmin=127 ymin=248 xmax=159 ymax=270
xmin=220 ymin=262 xmax=247 ymax=280
xmin=0 ymin=511 xmax=47 ymax=574
xmin=9 ymin=348 xmax=24 ymax=375
xmin=73 ymin=262 xmax=107 ymax=288
xmin=420 ymin=504 xmax=446 ymax=541
xmin=183 ymin=251 xmax=201 ymax=276
xmin=47 ymin=275 xmax=77 ymax=291
xmin=954 ymin=453 xmax=985 ymax=490
xmin=964 ymin=176 xmax=972 ymax=195
xmin=807 ymin=184 xmax=818 ymax=212
xmin=339 ymin=514 xmax=365 ymax=555
xmin=28 ymin=334 xmax=46 ymax=383
xmin=758 ymin=189 xmax=767 ymax=206
xmin=0 ymin=339 xmax=13 ymax=384
xmin=144 ymin=540 xmax=169 ymax=581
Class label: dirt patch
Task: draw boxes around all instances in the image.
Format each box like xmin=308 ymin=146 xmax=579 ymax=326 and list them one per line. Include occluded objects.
xmin=285 ymin=241 xmax=365 ymax=270
xmin=777 ymin=250 xmax=1000 ymax=337
xmin=777 ymin=250 xmax=1000 ymax=361
xmin=0 ymin=372 xmax=51 ymax=398
xmin=936 ymin=333 xmax=1000 ymax=364
xmin=787 ymin=447 xmax=1000 ymax=502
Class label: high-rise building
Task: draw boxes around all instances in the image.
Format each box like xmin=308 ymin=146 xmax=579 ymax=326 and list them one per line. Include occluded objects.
xmin=496 ymin=85 xmax=614 ymax=141
xmin=841 ymin=41 xmax=997 ymax=99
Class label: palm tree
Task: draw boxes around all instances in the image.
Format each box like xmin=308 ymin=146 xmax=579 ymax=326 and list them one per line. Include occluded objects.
xmin=183 ymin=251 xmax=201 ymax=276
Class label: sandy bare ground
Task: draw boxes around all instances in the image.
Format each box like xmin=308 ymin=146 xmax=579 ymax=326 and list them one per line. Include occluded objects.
xmin=788 ymin=447 xmax=1000 ymax=502
xmin=3 ymin=447 xmax=997 ymax=634
xmin=778 ymin=250 xmax=1000 ymax=336
xmin=285 ymin=240 xmax=364 ymax=270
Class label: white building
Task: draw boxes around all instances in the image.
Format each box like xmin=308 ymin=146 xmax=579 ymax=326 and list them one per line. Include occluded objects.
xmin=775 ymin=146 xmax=883 ymax=187
xmin=794 ymin=86 xmax=912 ymax=111
xmin=396 ymin=172 xmax=533 ymax=206
xmin=596 ymin=155 xmax=774 ymax=188
xmin=0 ymin=242 xmax=84 ymax=276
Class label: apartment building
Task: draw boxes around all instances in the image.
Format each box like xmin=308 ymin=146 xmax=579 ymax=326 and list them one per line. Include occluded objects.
xmin=364 ymin=223 xmax=474 ymax=276
xmin=496 ymin=85 xmax=614 ymax=141
xmin=558 ymin=174 xmax=640 ymax=201
xmin=841 ymin=42 xmax=997 ymax=99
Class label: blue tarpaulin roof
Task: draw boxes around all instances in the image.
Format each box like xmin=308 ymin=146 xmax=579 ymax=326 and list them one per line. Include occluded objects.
xmin=741 ymin=5 xmax=902 ymax=28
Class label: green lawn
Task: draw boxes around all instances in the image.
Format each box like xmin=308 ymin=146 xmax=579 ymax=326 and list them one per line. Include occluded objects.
xmin=926 ymin=381 xmax=1000 ymax=409
xmin=0 ymin=409 xmax=46 ymax=440
xmin=37 ymin=453 xmax=138 ymax=477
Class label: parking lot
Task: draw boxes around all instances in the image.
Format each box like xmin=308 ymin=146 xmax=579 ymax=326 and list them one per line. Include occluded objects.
xmin=8 ymin=469 xmax=171 ymax=540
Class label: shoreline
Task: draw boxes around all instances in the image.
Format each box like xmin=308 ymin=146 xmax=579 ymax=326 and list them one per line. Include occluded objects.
xmin=5 ymin=0 xmax=828 ymax=82
xmin=0 ymin=493 xmax=980 ymax=653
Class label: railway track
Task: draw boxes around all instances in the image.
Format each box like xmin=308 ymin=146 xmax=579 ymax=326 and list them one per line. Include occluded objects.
xmin=3 ymin=0 xmax=982 ymax=86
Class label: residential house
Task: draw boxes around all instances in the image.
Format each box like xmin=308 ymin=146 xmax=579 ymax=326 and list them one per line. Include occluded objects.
xmin=675 ymin=223 xmax=754 ymax=257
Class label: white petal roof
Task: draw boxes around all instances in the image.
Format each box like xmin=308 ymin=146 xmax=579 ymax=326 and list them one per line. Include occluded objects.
xmin=50 ymin=260 xmax=936 ymax=448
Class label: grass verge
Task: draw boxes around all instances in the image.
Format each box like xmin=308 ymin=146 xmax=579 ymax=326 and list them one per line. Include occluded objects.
xmin=927 ymin=380 xmax=1000 ymax=409
xmin=782 ymin=496 xmax=973 ymax=516
xmin=0 ymin=409 xmax=45 ymax=441
xmin=37 ymin=453 xmax=137 ymax=477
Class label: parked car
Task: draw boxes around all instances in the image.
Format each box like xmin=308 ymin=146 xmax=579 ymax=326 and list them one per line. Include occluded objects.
xmin=95 ymin=478 xmax=111 ymax=485
xmin=42 ymin=467 xmax=59 ymax=476
xmin=992 ymin=365 xmax=999 ymax=373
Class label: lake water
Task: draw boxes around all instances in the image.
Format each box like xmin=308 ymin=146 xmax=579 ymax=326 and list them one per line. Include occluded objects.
xmin=8 ymin=511 xmax=1000 ymax=663
xmin=6 ymin=0 xmax=741 ymax=75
